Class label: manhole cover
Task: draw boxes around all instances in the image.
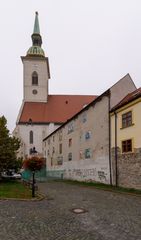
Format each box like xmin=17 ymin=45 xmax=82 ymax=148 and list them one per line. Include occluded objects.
xmin=71 ymin=208 xmax=87 ymax=214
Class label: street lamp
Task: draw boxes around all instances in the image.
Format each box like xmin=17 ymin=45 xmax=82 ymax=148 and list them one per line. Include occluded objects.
xmin=31 ymin=147 xmax=37 ymax=198
xmin=32 ymin=170 xmax=35 ymax=197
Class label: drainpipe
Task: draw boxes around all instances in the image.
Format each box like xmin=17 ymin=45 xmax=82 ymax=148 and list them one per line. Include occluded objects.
xmin=114 ymin=111 xmax=118 ymax=187
xmin=108 ymin=95 xmax=112 ymax=186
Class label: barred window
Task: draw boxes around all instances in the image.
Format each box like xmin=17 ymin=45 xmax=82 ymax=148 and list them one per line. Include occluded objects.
xmin=122 ymin=139 xmax=132 ymax=153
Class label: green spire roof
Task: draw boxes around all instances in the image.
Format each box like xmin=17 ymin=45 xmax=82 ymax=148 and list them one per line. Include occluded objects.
xmin=26 ymin=12 xmax=45 ymax=57
xmin=27 ymin=46 xmax=45 ymax=57
xmin=33 ymin=12 xmax=40 ymax=34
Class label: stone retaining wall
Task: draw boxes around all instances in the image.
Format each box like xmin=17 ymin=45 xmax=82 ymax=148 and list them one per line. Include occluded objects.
xmin=111 ymin=147 xmax=141 ymax=190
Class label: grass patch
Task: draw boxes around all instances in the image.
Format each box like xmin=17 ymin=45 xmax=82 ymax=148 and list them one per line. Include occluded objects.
xmin=0 ymin=180 xmax=33 ymax=199
xmin=56 ymin=179 xmax=141 ymax=195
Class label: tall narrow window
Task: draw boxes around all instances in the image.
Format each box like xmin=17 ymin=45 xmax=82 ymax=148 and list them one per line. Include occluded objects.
xmin=68 ymin=138 xmax=72 ymax=147
xmin=32 ymin=71 xmax=38 ymax=85
xmin=68 ymin=153 xmax=72 ymax=161
xmin=59 ymin=143 xmax=62 ymax=154
xmin=29 ymin=131 xmax=33 ymax=144
xmin=68 ymin=122 xmax=74 ymax=134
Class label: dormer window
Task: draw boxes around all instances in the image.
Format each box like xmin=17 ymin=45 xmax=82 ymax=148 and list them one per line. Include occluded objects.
xmin=32 ymin=71 xmax=38 ymax=85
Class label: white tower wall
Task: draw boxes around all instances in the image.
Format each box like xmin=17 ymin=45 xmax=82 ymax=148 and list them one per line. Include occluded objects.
xmin=22 ymin=57 xmax=49 ymax=102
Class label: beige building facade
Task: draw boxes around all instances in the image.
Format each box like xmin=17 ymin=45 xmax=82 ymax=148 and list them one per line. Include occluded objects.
xmin=111 ymin=88 xmax=141 ymax=189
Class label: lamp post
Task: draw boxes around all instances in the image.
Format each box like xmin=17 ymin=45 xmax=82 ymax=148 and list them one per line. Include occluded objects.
xmin=31 ymin=147 xmax=37 ymax=198
xmin=23 ymin=155 xmax=44 ymax=198
xmin=32 ymin=170 xmax=35 ymax=198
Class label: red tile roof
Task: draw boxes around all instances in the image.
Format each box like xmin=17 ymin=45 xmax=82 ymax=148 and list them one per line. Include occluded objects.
xmin=111 ymin=88 xmax=141 ymax=111
xmin=19 ymin=95 xmax=97 ymax=124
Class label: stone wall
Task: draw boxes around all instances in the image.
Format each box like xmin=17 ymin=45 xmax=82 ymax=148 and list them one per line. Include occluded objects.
xmin=112 ymin=147 xmax=141 ymax=190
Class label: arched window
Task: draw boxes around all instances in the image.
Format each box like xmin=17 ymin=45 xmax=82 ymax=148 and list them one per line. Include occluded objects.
xmin=32 ymin=71 xmax=38 ymax=85
xmin=29 ymin=130 xmax=33 ymax=144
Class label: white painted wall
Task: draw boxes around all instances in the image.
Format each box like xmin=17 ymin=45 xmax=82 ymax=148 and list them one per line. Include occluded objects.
xmin=23 ymin=58 xmax=49 ymax=102
xmin=15 ymin=123 xmax=60 ymax=158
xmin=44 ymin=95 xmax=111 ymax=184
xmin=44 ymin=75 xmax=137 ymax=184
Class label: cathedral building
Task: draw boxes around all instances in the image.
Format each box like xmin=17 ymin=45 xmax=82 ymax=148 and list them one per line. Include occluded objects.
xmin=14 ymin=12 xmax=96 ymax=159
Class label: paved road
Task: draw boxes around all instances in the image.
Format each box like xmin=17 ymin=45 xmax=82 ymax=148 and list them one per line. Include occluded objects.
xmin=0 ymin=181 xmax=141 ymax=240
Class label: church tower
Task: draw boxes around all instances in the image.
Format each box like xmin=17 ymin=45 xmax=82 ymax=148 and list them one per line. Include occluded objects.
xmin=21 ymin=12 xmax=50 ymax=102
xmin=15 ymin=12 xmax=97 ymax=159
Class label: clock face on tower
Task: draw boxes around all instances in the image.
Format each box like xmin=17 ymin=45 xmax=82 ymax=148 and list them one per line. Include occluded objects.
xmin=32 ymin=89 xmax=38 ymax=95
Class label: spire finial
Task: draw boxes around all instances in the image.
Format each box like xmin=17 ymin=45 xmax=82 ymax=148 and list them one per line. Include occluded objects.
xmin=33 ymin=11 xmax=40 ymax=34
xmin=31 ymin=12 xmax=42 ymax=47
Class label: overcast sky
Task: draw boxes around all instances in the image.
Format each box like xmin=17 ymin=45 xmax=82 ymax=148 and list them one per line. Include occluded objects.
xmin=0 ymin=0 xmax=141 ymax=132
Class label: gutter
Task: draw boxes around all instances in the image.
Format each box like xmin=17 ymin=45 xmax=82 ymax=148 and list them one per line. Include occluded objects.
xmin=108 ymin=94 xmax=112 ymax=186
xmin=114 ymin=111 xmax=118 ymax=187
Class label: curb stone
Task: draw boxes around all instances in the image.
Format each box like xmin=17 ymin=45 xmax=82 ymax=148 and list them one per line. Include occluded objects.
xmin=0 ymin=193 xmax=45 ymax=201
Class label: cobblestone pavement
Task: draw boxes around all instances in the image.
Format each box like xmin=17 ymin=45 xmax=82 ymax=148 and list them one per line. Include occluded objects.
xmin=0 ymin=181 xmax=141 ymax=240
